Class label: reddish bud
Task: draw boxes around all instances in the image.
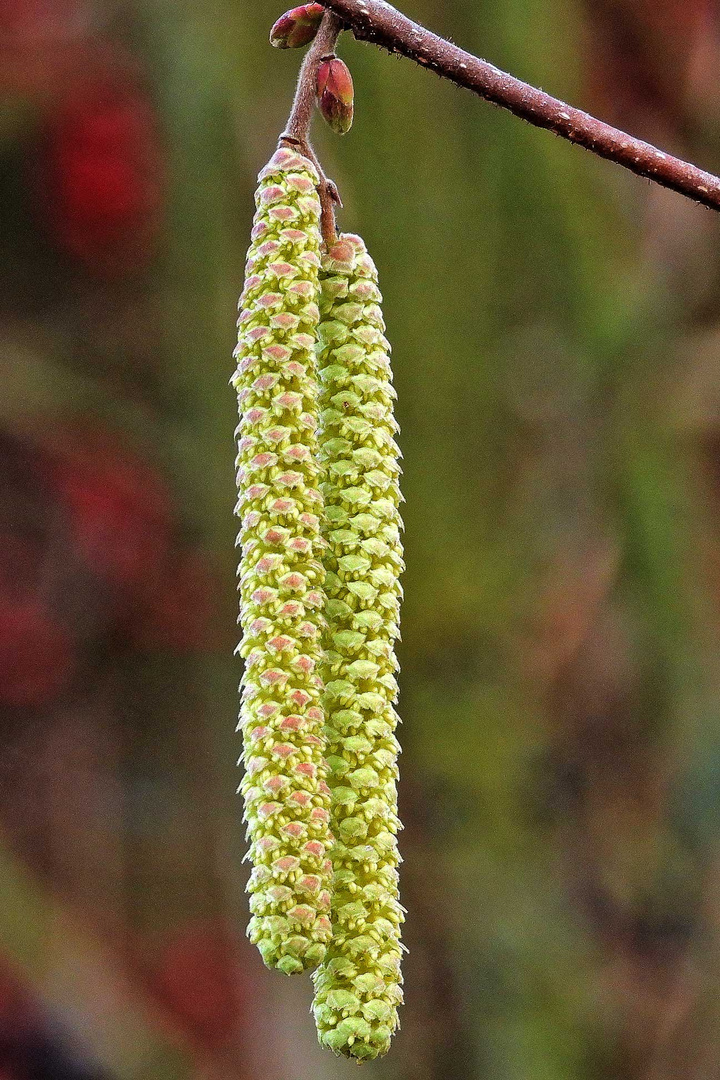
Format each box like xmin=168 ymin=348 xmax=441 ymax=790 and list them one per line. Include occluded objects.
xmin=270 ymin=4 xmax=325 ymax=49
xmin=316 ymin=57 xmax=354 ymax=134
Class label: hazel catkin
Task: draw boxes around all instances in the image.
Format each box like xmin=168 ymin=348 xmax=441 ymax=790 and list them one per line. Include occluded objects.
xmin=233 ymin=146 xmax=335 ymax=975
xmin=311 ymin=233 xmax=405 ymax=1059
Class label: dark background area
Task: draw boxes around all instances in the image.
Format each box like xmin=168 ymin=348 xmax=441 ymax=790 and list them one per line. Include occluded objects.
xmin=2 ymin=1 xmax=720 ymax=1077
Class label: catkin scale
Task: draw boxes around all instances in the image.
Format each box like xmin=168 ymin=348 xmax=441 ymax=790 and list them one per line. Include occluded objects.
xmin=312 ymin=234 xmax=405 ymax=1059
xmin=233 ymin=147 xmax=334 ymax=975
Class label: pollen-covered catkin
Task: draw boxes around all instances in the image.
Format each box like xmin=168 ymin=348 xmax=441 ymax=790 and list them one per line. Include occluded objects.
xmin=233 ymin=146 xmax=334 ymax=975
xmin=311 ymin=234 xmax=405 ymax=1059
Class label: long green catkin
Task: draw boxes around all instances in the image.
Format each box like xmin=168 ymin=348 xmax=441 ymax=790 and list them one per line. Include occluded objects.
xmin=311 ymin=234 xmax=405 ymax=1059
xmin=233 ymin=146 xmax=334 ymax=975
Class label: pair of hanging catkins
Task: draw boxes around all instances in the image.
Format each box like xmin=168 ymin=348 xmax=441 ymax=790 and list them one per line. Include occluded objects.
xmin=233 ymin=144 xmax=404 ymax=1061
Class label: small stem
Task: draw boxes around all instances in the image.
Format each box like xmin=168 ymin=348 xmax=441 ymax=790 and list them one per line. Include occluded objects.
xmin=319 ymin=179 xmax=340 ymax=247
xmin=306 ymin=147 xmax=342 ymax=246
xmin=319 ymin=0 xmax=720 ymax=213
xmin=280 ymin=10 xmax=344 ymax=247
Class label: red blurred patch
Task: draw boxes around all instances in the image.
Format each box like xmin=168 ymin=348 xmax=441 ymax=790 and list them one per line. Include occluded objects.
xmin=0 ymin=0 xmax=83 ymax=38
xmin=37 ymin=56 xmax=164 ymax=277
xmin=148 ymin=920 xmax=244 ymax=1050
xmin=0 ymin=3 xmax=94 ymax=104
xmin=48 ymin=425 xmax=173 ymax=605
xmin=0 ymin=599 xmax=74 ymax=707
xmin=0 ymin=532 xmax=44 ymax=603
xmin=131 ymin=548 xmax=220 ymax=653
xmin=583 ymin=0 xmax=713 ymax=130
xmin=0 ymin=956 xmax=38 ymax=1041
xmin=628 ymin=0 xmax=710 ymax=43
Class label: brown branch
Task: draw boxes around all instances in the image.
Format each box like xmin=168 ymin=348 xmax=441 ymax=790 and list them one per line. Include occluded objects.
xmin=320 ymin=0 xmax=720 ymax=212
xmin=280 ymin=10 xmax=344 ymax=245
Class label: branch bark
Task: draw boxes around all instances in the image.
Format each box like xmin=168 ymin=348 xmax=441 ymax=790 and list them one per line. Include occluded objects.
xmin=320 ymin=0 xmax=720 ymax=213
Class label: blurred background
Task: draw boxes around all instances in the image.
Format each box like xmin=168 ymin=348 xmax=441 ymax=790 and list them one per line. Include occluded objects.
xmin=2 ymin=0 xmax=720 ymax=1077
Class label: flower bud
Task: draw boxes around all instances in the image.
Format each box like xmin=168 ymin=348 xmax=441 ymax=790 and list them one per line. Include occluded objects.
xmin=316 ymin=57 xmax=354 ymax=135
xmin=270 ymin=4 xmax=325 ymax=49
